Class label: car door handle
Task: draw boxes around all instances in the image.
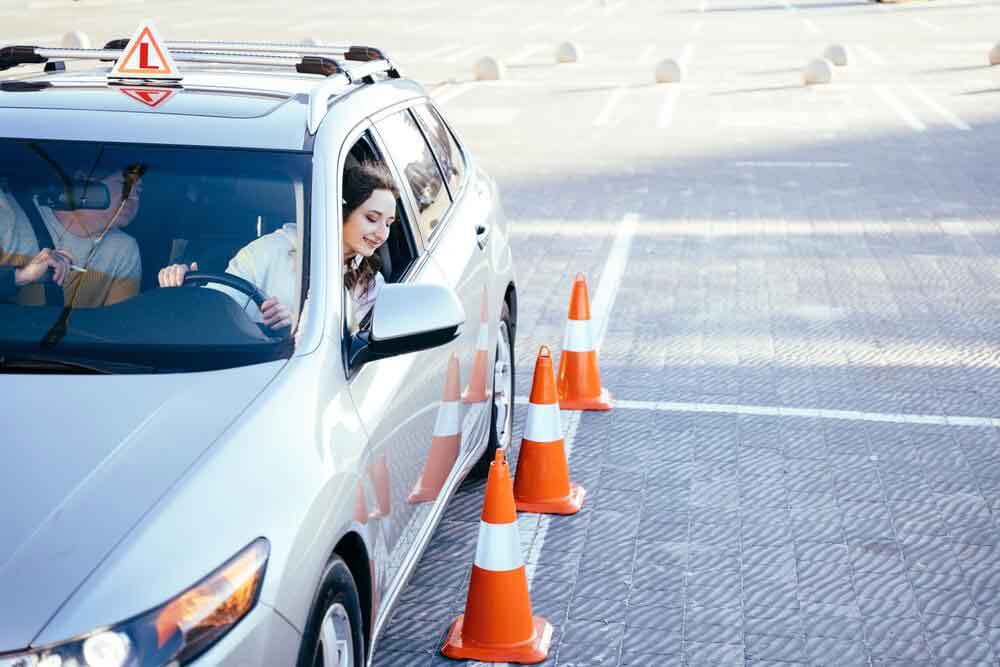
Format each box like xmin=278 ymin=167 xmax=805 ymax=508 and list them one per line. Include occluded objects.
xmin=475 ymin=223 xmax=491 ymax=250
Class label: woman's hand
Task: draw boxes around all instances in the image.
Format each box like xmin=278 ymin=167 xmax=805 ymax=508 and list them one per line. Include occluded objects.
xmin=260 ymin=296 xmax=293 ymax=330
xmin=158 ymin=261 xmax=198 ymax=287
xmin=15 ymin=248 xmax=76 ymax=287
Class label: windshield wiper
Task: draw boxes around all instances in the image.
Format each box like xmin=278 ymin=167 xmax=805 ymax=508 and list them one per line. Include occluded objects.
xmin=0 ymin=353 xmax=154 ymax=374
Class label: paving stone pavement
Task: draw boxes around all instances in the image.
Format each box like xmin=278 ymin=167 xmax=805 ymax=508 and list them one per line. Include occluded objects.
xmin=375 ymin=403 xmax=1000 ymax=667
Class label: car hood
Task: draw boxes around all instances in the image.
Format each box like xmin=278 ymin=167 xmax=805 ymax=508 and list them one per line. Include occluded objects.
xmin=0 ymin=361 xmax=284 ymax=652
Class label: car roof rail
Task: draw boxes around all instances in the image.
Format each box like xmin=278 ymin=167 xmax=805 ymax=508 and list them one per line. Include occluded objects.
xmin=0 ymin=42 xmax=401 ymax=80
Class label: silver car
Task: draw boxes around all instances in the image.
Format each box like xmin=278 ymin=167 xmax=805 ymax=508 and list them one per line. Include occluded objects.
xmin=0 ymin=37 xmax=516 ymax=667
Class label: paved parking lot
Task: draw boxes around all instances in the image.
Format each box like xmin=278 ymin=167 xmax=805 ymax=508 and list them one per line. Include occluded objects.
xmin=5 ymin=0 xmax=1000 ymax=664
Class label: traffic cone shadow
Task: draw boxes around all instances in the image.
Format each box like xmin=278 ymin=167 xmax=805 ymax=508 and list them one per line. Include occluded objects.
xmin=464 ymin=286 xmax=489 ymax=404
xmin=514 ymin=345 xmax=586 ymax=515
xmin=441 ymin=449 xmax=553 ymax=663
xmin=409 ymin=354 xmax=462 ymax=504
xmin=558 ymin=273 xmax=612 ymax=411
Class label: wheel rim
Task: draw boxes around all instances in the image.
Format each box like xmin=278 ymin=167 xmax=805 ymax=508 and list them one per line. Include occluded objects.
xmin=492 ymin=320 xmax=513 ymax=452
xmin=315 ymin=602 xmax=354 ymax=667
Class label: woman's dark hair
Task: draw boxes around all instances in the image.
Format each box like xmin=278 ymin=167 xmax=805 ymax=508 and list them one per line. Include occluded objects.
xmin=342 ymin=160 xmax=399 ymax=296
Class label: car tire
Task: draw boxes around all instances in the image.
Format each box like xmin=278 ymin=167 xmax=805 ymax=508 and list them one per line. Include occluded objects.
xmin=470 ymin=301 xmax=514 ymax=479
xmin=296 ymin=555 xmax=365 ymax=667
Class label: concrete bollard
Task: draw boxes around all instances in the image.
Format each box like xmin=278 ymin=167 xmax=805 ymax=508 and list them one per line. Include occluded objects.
xmin=556 ymin=41 xmax=582 ymax=64
xmin=990 ymin=42 xmax=1000 ymax=66
xmin=654 ymin=58 xmax=685 ymax=83
xmin=802 ymin=57 xmax=834 ymax=85
xmin=473 ymin=56 xmax=505 ymax=81
xmin=60 ymin=30 xmax=90 ymax=49
xmin=823 ymin=44 xmax=848 ymax=66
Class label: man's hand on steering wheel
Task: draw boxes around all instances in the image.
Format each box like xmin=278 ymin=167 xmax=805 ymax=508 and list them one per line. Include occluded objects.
xmin=158 ymin=261 xmax=198 ymax=287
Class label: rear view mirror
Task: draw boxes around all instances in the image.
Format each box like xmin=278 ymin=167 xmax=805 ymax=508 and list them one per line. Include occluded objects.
xmin=348 ymin=283 xmax=465 ymax=367
xmin=42 ymin=181 xmax=112 ymax=210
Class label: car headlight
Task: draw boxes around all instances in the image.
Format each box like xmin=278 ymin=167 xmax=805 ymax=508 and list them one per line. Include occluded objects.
xmin=0 ymin=539 xmax=269 ymax=667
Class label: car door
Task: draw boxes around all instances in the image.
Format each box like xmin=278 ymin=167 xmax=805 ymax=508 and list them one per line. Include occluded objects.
xmin=374 ymin=106 xmax=493 ymax=458
xmin=342 ymin=121 xmax=464 ymax=607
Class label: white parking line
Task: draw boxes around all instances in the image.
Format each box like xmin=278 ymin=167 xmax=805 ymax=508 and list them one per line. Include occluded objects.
xmin=692 ymin=19 xmax=704 ymax=35
xmin=523 ymin=22 xmax=545 ymax=32
xmin=855 ymin=44 xmax=887 ymax=66
xmin=874 ymin=85 xmax=926 ymax=131
xmin=569 ymin=24 xmax=587 ymax=34
xmin=907 ymin=84 xmax=971 ymax=130
xmin=910 ymin=16 xmax=944 ymax=32
xmin=592 ymin=87 xmax=628 ymax=127
xmin=801 ymin=17 xmax=821 ymax=34
xmin=590 ymin=213 xmax=639 ymax=350
xmin=512 ymin=396 xmax=1000 ymax=428
xmin=602 ymin=2 xmax=627 ymax=16
xmin=565 ymin=0 xmax=592 ymax=16
xmin=657 ymin=87 xmax=683 ymax=129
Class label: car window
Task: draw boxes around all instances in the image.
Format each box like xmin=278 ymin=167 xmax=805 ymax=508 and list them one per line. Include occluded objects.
xmin=375 ymin=110 xmax=450 ymax=242
xmin=0 ymin=138 xmax=309 ymax=372
xmin=412 ymin=104 xmax=466 ymax=199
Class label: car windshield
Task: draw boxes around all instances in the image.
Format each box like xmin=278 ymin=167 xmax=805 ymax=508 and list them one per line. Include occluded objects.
xmin=0 ymin=139 xmax=311 ymax=373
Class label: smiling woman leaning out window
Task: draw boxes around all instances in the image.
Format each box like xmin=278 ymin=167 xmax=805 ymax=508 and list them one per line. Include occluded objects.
xmin=341 ymin=161 xmax=399 ymax=333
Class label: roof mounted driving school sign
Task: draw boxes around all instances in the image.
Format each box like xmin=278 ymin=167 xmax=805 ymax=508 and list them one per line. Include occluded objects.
xmin=108 ymin=21 xmax=182 ymax=82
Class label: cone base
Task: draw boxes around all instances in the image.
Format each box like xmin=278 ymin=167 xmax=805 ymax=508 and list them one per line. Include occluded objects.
xmin=441 ymin=614 xmax=553 ymax=664
xmin=516 ymin=482 xmax=586 ymax=515
xmin=559 ymin=386 xmax=613 ymax=411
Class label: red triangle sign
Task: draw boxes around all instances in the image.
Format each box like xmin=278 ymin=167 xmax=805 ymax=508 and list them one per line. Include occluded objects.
xmin=109 ymin=21 xmax=182 ymax=81
xmin=119 ymin=86 xmax=177 ymax=108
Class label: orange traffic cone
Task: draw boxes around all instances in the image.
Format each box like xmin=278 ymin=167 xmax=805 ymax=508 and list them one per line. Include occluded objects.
xmin=558 ymin=273 xmax=612 ymax=411
xmin=514 ymin=346 xmax=586 ymax=514
xmin=409 ymin=354 xmax=462 ymax=503
xmin=442 ymin=449 xmax=553 ymax=664
xmin=464 ymin=286 xmax=489 ymax=404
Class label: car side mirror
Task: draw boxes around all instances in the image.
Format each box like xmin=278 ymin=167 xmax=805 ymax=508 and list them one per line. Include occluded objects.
xmin=348 ymin=283 xmax=465 ymax=367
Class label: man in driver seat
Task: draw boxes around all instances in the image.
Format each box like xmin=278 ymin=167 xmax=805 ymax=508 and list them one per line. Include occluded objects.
xmin=0 ymin=164 xmax=143 ymax=307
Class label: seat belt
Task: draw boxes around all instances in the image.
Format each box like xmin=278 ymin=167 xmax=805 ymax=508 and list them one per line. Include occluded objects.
xmin=13 ymin=190 xmax=63 ymax=305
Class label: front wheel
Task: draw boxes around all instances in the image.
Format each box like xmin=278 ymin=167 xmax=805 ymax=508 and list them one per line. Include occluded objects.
xmin=471 ymin=301 xmax=514 ymax=478
xmin=297 ymin=555 xmax=365 ymax=667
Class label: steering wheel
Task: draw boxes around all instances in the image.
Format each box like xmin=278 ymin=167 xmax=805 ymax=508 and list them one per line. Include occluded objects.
xmin=181 ymin=271 xmax=268 ymax=307
xmin=180 ymin=271 xmax=290 ymax=339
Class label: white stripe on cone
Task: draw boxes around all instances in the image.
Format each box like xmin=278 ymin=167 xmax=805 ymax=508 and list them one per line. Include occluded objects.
xmin=562 ymin=318 xmax=595 ymax=352
xmin=433 ymin=401 xmax=461 ymax=436
xmin=474 ymin=520 xmax=524 ymax=571
xmin=476 ymin=322 xmax=489 ymax=350
xmin=523 ymin=402 xmax=563 ymax=443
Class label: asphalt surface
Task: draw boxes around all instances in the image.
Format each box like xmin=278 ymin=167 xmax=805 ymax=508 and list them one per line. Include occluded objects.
xmin=5 ymin=0 xmax=1000 ymax=664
